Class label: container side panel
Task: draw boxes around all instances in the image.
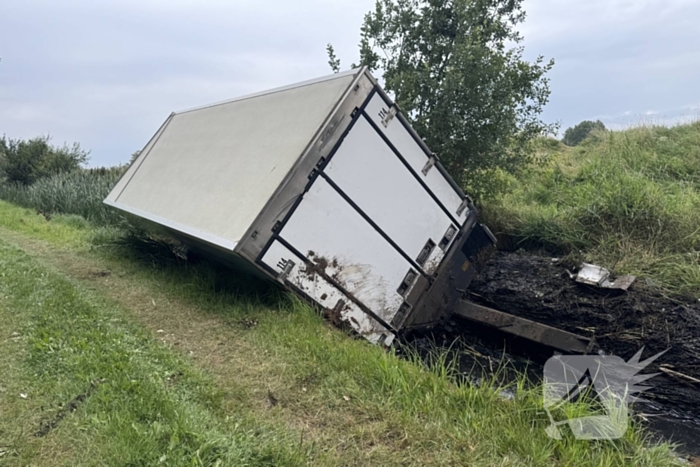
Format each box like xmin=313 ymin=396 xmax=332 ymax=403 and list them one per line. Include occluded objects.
xmin=364 ymin=93 xmax=469 ymax=224
xmin=114 ymin=74 xmax=355 ymax=245
xmin=324 ymin=116 xmax=456 ymax=274
xmin=261 ymin=240 xmax=394 ymax=345
xmin=278 ymin=177 xmax=418 ymax=324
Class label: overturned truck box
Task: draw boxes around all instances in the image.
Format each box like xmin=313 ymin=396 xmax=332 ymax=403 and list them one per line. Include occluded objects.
xmin=105 ymin=67 xmax=496 ymax=345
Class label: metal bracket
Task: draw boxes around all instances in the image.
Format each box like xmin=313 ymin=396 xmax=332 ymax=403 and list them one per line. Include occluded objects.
xmin=416 ymin=239 xmax=436 ymax=266
xmin=381 ymin=105 xmax=398 ymax=128
xmin=456 ymin=198 xmax=470 ymax=217
xmin=276 ymin=258 xmax=296 ymax=282
xmin=454 ymin=301 xmax=591 ymax=354
xmin=397 ymin=269 xmax=418 ymax=297
xmin=421 ymin=156 xmax=436 ymax=175
xmin=391 ymin=302 xmax=412 ymax=329
xmin=438 ymin=225 xmax=457 ymax=251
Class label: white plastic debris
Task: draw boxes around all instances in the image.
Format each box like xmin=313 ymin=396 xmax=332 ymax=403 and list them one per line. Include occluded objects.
xmin=575 ymin=263 xmax=636 ymax=290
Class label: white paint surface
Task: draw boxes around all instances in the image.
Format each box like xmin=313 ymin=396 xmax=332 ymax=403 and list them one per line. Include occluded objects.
xmin=278 ymin=177 xmax=418 ymax=324
xmin=261 ymin=240 xmax=394 ymax=345
xmin=107 ymin=71 xmax=356 ymax=244
xmin=364 ymin=93 xmax=469 ymax=224
xmin=325 ymin=116 xmax=456 ymax=272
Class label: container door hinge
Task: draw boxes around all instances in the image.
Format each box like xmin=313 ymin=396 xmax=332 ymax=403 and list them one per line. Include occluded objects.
xmin=380 ymin=105 xmax=398 ymax=128
xmin=276 ymin=258 xmax=296 ymax=282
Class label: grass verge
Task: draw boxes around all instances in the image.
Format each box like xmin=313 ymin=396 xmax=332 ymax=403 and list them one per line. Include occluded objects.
xmin=0 ymin=197 xmax=682 ymax=465
xmin=0 ymin=237 xmax=313 ymax=466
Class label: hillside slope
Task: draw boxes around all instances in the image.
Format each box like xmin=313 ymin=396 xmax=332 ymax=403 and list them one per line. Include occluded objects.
xmin=481 ymin=122 xmax=700 ymax=296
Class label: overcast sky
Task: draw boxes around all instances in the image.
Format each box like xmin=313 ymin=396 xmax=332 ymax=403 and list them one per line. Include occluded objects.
xmin=2 ymin=0 xmax=699 ymax=167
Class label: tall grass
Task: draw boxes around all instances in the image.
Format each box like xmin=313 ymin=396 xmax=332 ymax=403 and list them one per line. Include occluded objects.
xmin=0 ymin=166 xmax=127 ymax=226
xmin=481 ymin=122 xmax=700 ymax=296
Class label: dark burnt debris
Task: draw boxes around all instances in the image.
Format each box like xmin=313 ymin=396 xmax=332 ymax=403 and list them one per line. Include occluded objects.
xmin=35 ymin=380 xmax=101 ymax=437
xmin=467 ymin=250 xmax=700 ymax=421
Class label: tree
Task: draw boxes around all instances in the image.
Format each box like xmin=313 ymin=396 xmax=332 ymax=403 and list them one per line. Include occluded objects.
xmin=562 ymin=120 xmax=606 ymax=146
xmin=0 ymin=135 xmax=89 ymax=185
xmin=326 ymin=44 xmax=341 ymax=74
xmin=328 ymin=0 xmax=555 ymax=198
xmin=130 ymin=150 xmax=142 ymax=164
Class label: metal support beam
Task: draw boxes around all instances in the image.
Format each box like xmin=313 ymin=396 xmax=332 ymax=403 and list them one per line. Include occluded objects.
xmin=454 ymin=301 xmax=590 ymax=354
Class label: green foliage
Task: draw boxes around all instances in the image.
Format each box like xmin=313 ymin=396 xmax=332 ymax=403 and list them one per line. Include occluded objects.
xmin=129 ymin=149 xmax=141 ymax=164
xmin=0 ymin=135 xmax=89 ymax=185
xmin=330 ymin=0 xmax=556 ymax=199
xmin=562 ymin=120 xmax=607 ymax=146
xmin=0 ymin=166 xmax=128 ymax=225
xmin=481 ymin=122 xmax=700 ymax=296
xmin=326 ymin=44 xmax=341 ymax=74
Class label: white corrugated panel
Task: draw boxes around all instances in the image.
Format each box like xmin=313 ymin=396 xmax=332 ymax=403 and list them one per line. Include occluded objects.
xmin=107 ymin=71 xmax=357 ymax=248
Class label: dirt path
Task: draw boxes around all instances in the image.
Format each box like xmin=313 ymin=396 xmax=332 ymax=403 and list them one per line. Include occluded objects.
xmin=0 ymin=227 xmax=396 ymax=464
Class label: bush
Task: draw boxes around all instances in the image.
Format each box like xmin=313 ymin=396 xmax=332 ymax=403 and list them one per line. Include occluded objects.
xmin=0 ymin=135 xmax=89 ymax=185
xmin=0 ymin=166 xmax=129 ymax=226
xmin=562 ymin=120 xmax=606 ymax=146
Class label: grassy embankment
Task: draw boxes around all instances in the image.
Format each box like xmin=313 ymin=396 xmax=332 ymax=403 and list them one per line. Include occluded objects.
xmin=0 ymin=139 xmax=684 ymax=463
xmin=481 ymin=122 xmax=700 ymax=297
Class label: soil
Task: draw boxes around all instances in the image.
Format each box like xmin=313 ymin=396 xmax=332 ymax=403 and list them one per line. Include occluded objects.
xmin=412 ymin=250 xmax=700 ymax=455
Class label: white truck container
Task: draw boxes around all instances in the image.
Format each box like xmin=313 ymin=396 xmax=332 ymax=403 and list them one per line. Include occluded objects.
xmin=105 ymin=67 xmax=496 ymax=345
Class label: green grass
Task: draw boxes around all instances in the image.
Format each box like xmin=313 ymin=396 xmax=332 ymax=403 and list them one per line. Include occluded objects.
xmin=481 ymin=122 xmax=700 ymax=297
xmin=0 ymin=192 xmax=682 ymax=465
xmin=0 ymin=238 xmax=311 ymax=466
xmin=0 ymin=167 xmax=128 ymax=226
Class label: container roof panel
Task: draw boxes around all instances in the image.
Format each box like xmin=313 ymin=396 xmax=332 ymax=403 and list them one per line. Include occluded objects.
xmin=107 ymin=70 xmax=358 ymax=248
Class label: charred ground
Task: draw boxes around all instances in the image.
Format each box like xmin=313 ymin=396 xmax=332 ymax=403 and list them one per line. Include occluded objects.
xmin=434 ymin=250 xmax=700 ymax=453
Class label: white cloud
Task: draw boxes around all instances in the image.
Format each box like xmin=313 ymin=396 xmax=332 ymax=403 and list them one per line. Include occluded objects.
xmin=1 ymin=0 xmax=698 ymax=164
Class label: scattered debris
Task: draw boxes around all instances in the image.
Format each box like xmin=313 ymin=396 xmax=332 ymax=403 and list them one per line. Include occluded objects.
xmin=166 ymin=372 xmax=184 ymax=384
xmin=453 ymin=301 xmax=590 ymax=354
xmin=35 ymin=381 xmax=101 ymax=437
xmin=573 ymin=263 xmax=636 ymax=290
xmin=19 ymin=393 xmax=27 ymax=399
xmin=267 ymin=390 xmax=278 ymax=408
xmin=659 ymin=367 xmax=700 ymax=385
xmin=342 ymin=395 xmax=350 ymax=402
xmin=238 ymin=318 xmax=259 ymax=329
xmin=468 ymin=250 xmax=700 ymax=442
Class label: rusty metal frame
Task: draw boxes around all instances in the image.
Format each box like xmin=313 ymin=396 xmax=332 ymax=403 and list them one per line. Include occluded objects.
xmin=453 ymin=301 xmax=591 ymax=354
